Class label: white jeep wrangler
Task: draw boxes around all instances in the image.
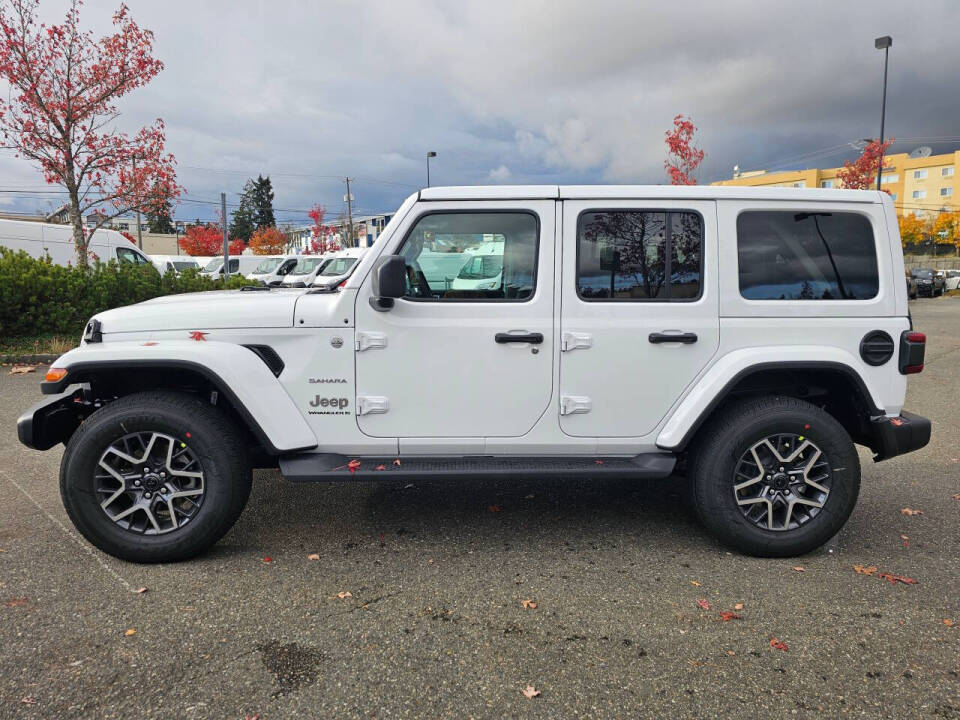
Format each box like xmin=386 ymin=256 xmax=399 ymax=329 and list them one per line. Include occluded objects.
xmin=18 ymin=185 xmax=930 ymax=562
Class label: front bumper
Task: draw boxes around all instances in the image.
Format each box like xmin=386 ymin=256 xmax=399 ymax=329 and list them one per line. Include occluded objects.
xmin=17 ymin=389 xmax=86 ymax=450
xmin=870 ymin=410 xmax=931 ymax=461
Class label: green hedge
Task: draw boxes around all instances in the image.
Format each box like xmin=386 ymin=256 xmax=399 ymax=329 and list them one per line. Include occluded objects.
xmin=0 ymin=248 xmax=254 ymax=338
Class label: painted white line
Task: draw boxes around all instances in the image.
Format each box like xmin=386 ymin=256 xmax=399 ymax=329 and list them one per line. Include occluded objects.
xmin=0 ymin=469 xmax=141 ymax=594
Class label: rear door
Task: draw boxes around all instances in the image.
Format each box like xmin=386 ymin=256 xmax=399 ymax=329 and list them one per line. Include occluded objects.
xmin=559 ymin=199 xmax=719 ymax=437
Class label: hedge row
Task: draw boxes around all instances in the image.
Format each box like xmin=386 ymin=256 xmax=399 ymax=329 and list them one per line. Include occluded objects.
xmin=0 ymin=248 xmax=253 ymax=338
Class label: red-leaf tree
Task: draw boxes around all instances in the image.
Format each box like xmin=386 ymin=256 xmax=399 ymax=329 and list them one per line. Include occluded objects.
xmin=307 ymin=203 xmax=340 ymax=254
xmin=837 ymin=138 xmax=894 ymax=190
xmin=0 ymin=0 xmax=181 ymax=266
xmin=664 ymin=114 xmax=705 ymax=185
xmin=178 ymin=224 xmax=242 ymax=256
xmin=248 ymin=225 xmax=287 ymax=255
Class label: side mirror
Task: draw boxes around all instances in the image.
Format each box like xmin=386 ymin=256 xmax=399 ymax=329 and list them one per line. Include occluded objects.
xmin=370 ymin=255 xmax=406 ymax=311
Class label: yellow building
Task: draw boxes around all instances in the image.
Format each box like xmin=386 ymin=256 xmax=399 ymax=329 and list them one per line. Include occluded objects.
xmin=712 ymin=150 xmax=960 ymax=219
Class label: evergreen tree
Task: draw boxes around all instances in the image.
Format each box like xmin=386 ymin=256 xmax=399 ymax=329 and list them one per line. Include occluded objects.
xmin=146 ymin=193 xmax=175 ymax=234
xmin=229 ymin=179 xmax=257 ymax=243
xmin=251 ymin=175 xmax=275 ymax=228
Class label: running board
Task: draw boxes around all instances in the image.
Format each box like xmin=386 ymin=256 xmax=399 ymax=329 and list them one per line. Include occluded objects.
xmin=279 ymin=453 xmax=676 ymax=482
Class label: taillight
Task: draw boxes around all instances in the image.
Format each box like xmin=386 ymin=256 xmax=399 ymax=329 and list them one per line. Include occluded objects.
xmin=899 ymin=331 xmax=926 ymax=374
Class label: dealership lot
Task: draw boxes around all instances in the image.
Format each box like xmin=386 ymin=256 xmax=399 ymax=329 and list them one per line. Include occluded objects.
xmin=0 ymin=300 xmax=957 ymax=719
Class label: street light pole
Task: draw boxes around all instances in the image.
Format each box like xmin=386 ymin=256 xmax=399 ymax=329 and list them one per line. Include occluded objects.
xmin=875 ymin=36 xmax=892 ymax=191
xmin=426 ymin=151 xmax=437 ymax=187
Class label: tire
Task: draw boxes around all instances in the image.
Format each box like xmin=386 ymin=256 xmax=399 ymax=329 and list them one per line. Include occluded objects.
xmin=60 ymin=391 xmax=252 ymax=563
xmin=689 ymin=395 xmax=860 ymax=558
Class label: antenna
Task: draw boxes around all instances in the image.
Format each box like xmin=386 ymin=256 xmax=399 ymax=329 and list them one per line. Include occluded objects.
xmin=909 ymin=146 xmax=932 ymax=159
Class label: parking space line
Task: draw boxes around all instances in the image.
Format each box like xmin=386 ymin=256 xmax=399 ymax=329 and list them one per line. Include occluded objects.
xmin=0 ymin=469 xmax=142 ymax=594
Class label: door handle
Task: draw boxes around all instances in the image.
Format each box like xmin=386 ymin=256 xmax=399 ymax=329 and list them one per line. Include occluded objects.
xmin=495 ymin=332 xmax=544 ymax=344
xmin=648 ymin=331 xmax=698 ymax=344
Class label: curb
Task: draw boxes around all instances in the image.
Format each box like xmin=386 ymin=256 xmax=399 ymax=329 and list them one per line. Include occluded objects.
xmin=2 ymin=354 xmax=58 ymax=366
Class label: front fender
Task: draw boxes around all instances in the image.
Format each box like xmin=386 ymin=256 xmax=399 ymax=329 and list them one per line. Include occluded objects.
xmin=655 ymin=346 xmax=886 ymax=451
xmin=39 ymin=341 xmax=317 ymax=454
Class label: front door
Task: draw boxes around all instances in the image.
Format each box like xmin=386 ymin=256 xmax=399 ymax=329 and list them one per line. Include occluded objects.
xmin=559 ymin=200 xmax=719 ymax=438
xmin=355 ymin=201 xmax=555 ymax=439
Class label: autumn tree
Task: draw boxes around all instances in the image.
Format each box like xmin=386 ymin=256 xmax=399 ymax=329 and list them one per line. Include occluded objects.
xmin=932 ymin=210 xmax=960 ymax=255
xmin=898 ymin=213 xmax=928 ymax=248
xmin=248 ymin=226 xmax=287 ymax=255
xmin=178 ymin=224 xmax=242 ymax=256
xmin=0 ymin=0 xmax=181 ymax=267
xmin=837 ymin=139 xmax=894 ymax=190
xmin=306 ymin=203 xmax=340 ymax=254
xmin=664 ymin=114 xmax=705 ymax=185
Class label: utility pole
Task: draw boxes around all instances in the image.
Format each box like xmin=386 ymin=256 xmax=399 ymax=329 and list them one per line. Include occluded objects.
xmin=344 ymin=177 xmax=355 ymax=247
xmin=133 ymin=157 xmax=143 ymax=250
xmin=221 ymin=192 xmax=230 ymax=281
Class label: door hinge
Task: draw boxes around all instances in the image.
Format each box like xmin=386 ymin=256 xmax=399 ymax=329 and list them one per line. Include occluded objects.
xmin=356 ymin=396 xmax=389 ymax=415
xmin=561 ymin=332 xmax=593 ymax=352
xmin=560 ymin=395 xmax=592 ymax=415
xmin=355 ymin=331 xmax=387 ymax=352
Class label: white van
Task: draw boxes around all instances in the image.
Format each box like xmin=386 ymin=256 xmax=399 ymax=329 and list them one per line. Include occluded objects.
xmin=149 ymin=255 xmax=201 ymax=275
xmin=247 ymin=254 xmax=299 ymax=286
xmin=450 ymin=241 xmax=504 ymax=292
xmin=199 ymin=255 xmax=263 ymax=279
xmin=310 ymin=247 xmax=367 ymax=289
xmin=0 ymin=219 xmax=151 ymax=267
xmin=280 ymin=255 xmax=328 ymax=287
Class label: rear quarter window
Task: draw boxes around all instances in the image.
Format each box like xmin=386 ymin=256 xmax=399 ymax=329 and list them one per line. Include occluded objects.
xmin=737 ymin=211 xmax=879 ymax=300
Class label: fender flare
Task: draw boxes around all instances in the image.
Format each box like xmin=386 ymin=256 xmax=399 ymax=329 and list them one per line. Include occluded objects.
xmin=656 ymin=352 xmax=883 ymax=452
xmin=40 ymin=342 xmax=317 ymax=454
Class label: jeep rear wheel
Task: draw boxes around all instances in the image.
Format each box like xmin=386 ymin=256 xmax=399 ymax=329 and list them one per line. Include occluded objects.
xmin=60 ymin=391 xmax=252 ymax=563
xmin=689 ymin=395 xmax=861 ymax=557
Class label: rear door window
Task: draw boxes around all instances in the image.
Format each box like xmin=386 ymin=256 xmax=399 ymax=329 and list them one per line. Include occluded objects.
xmin=737 ymin=211 xmax=878 ymax=300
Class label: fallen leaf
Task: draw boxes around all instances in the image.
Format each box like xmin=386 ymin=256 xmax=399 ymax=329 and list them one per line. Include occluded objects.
xmin=769 ymin=637 xmax=789 ymax=652
xmin=793 ymin=566 xmax=805 ymax=572
xmin=488 ymin=505 xmax=502 ymax=513
xmin=719 ymin=611 xmax=741 ymax=622
xmin=136 ymin=587 xmax=148 ymax=594
xmin=20 ymin=696 xmax=37 ymax=705
xmin=952 ymin=493 xmax=960 ymax=501
xmin=9 ymin=365 xmax=36 ymax=375
xmin=307 ymin=553 xmax=320 ymax=561
xmin=725 ymin=650 xmax=736 ymax=656
xmin=734 ymin=603 xmax=744 ymax=611
xmin=853 ymin=564 xmax=878 ymax=576
xmin=262 ymin=557 xmax=273 ymax=563
xmin=375 ymin=465 xmax=386 ymax=471
xmin=4 ymin=597 xmax=27 ymax=607
xmin=337 ymin=591 xmax=352 ymax=599
xmin=943 ymin=619 xmax=954 ymax=627
xmin=393 ymin=458 xmax=402 ymax=466
xmin=900 ymin=508 xmax=924 ymax=516
xmin=877 ymin=572 xmax=918 ymax=585
xmin=125 ymin=628 xmax=137 ymax=636
xmin=900 ymin=534 xmax=909 ymax=540
xmin=521 ymin=599 xmax=537 ymax=610
xmin=690 ymin=581 xmax=701 ymax=587
xmin=347 ymin=459 xmax=361 ymax=473
xmin=522 ymin=686 xmax=541 ymax=699
xmin=697 ymin=598 xmax=711 ymax=610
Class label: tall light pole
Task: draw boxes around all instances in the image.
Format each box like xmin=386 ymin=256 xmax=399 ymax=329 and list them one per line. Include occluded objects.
xmin=426 ymin=151 xmax=437 ymax=188
xmin=875 ymin=36 xmax=892 ymax=191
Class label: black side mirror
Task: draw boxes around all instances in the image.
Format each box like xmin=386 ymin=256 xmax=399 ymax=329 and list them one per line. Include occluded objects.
xmin=370 ymin=255 xmax=406 ymax=311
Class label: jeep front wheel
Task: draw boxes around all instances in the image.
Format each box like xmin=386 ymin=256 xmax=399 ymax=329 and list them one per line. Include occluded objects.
xmin=60 ymin=391 xmax=252 ymax=563
xmin=689 ymin=395 xmax=861 ymax=557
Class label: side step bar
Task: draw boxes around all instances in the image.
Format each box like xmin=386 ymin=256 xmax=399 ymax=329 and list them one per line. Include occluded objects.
xmin=279 ymin=453 xmax=676 ymax=482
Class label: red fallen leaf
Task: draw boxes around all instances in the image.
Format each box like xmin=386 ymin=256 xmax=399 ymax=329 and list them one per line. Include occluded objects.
xmin=488 ymin=505 xmax=502 ymax=513
xmin=188 ymin=330 xmax=208 ymax=341
xmin=943 ymin=619 xmax=954 ymax=627
xmin=375 ymin=464 xmax=386 ymax=471
xmin=792 ymin=566 xmax=805 ymax=572
xmin=900 ymin=507 xmax=923 ymax=516
xmin=347 ymin=459 xmax=361 ymax=473
xmin=393 ymin=458 xmax=402 ymax=466
xmin=697 ymin=598 xmax=710 ymax=610
xmin=262 ymin=557 xmax=273 ymax=563
xmin=4 ymin=597 xmax=28 ymax=607
xmin=245 ymin=715 xmax=261 ymax=720
xmin=769 ymin=637 xmax=789 ymax=651
xmin=522 ymin=686 xmax=541 ymax=699
xmin=877 ymin=572 xmax=918 ymax=585
xmin=719 ymin=611 xmax=741 ymax=622
xmin=136 ymin=587 xmax=148 ymax=594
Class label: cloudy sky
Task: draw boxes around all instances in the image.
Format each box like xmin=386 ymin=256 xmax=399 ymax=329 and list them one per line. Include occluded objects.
xmin=2 ymin=0 xmax=959 ymax=225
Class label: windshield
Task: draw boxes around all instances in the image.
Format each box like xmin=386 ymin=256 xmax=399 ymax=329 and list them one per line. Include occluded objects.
xmin=457 ymin=254 xmax=503 ymax=280
xmin=172 ymin=261 xmax=197 ymax=271
xmin=203 ymin=259 xmax=221 ymax=272
xmin=254 ymin=258 xmax=282 ymax=274
xmin=290 ymin=258 xmax=323 ymax=275
xmin=911 ymin=269 xmax=933 ymax=279
xmin=319 ymin=257 xmax=357 ymax=277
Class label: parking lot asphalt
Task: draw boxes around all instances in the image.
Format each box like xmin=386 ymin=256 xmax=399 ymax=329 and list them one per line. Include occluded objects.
xmin=1 ymin=299 xmax=958 ymax=720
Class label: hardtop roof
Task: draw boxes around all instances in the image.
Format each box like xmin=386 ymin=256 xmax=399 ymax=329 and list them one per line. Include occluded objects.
xmin=418 ymin=185 xmax=883 ymax=203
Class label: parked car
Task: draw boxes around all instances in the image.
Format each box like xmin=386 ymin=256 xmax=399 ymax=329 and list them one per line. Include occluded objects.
xmin=149 ymin=255 xmax=201 ymax=276
xmin=18 ymin=186 xmax=930 ymax=563
xmin=909 ymin=268 xmax=944 ymax=297
xmin=944 ymin=269 xmax=960 ymax=291
xmin=905 ymin=273 xmax=918 ymax=300
xmin=310 ymin=248 xmax=367 ymax=289
xmin=0 ymin=218 xmax=151 ymax=266
xmin=200 ymin=255 xmax=263 ymax=279
xmin=247 ymin=255 xmax=299 ymax=286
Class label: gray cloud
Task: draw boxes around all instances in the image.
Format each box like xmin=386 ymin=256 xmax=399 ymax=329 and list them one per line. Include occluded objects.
xmin=2 ymin=0 xmax=958 ymax=223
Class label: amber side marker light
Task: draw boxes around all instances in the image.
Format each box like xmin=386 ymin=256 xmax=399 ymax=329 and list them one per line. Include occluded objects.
xmin=44 ymin=368 xmax=68 ymax=382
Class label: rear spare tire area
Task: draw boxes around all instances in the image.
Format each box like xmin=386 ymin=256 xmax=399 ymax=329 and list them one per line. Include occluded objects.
xmin=689 ymin=395 xmax=861 ymax=558
xmin=60 ymin=391 xmax=252 ymax=563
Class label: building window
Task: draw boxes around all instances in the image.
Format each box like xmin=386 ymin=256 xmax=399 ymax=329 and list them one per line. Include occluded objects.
xmin=913 ymin=190 xmax=926 ymax=200
xmin=820 ymin=180 xmax=833 ymax=189
xmin=737 ymin=211 xmax=878 ymax=300
xmin=792 ymin=181 xmax=806 ymax=188
xmin=913 ymin=169 xmax=928 ymax=180
xmin=942 ymin=187 xmax=954 ymax=197
xmin=942 ymin=167 xmax=954 ymax=177
xmin=577 ymin=210 xmax=703 ymax=301
xmin=881 ymin=174 xmax=898 ymax=184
